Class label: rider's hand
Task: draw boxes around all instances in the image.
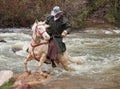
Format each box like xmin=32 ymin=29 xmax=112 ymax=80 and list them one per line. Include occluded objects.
xmin=61 ymin=30 xmax=67 ymax=37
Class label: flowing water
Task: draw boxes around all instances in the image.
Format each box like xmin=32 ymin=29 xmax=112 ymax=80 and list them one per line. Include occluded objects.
xmin=0 ymin=28 xmax=120 ymax=89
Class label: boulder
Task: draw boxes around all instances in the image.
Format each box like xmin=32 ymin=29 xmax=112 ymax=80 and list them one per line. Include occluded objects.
xmin=12 ymin=45 xmax=23 ymax=53
xmin=13 ymin=72 xmax=51 ymax=87
xmin=0 ymin=70 xmax=13 ymax=86
xmin=0 ymin=39 xmax=7 ymax=43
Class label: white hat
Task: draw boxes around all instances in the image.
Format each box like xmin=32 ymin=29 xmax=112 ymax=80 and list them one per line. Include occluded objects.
xmin=51 ymin=6 xmax=63 ymax=16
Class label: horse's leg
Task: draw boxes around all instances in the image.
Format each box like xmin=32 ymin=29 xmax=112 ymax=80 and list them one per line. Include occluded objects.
xmin=38 ymin=53 xmax=46 ymax=75
xmin=58 ymin=51 xmax=74 ymax=71
xmin=24 ymin=54 xmax=32 ymax=74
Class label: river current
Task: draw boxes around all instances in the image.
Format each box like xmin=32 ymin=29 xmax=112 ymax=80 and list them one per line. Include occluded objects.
xmin=0 ymin=28 xmax=120 ymax=89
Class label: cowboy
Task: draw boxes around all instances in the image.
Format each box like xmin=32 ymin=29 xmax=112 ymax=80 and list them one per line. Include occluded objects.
xmin=45 ymin=6 xmax=71 ymax=67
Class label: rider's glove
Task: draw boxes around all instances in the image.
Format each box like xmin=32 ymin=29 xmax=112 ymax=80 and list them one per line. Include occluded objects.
xmin=61 ymin=30 xmax=67 ymax=37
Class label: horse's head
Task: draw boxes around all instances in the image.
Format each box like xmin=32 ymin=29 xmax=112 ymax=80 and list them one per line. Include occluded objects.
xmin=32 ymin=21 xmax=50 ymax=41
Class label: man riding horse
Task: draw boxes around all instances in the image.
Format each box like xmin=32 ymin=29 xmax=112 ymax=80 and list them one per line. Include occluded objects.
xmin=24 ymin=6 xmax=82 ymax=74
xmin=45 ymin=6 xmax=71 ymax=67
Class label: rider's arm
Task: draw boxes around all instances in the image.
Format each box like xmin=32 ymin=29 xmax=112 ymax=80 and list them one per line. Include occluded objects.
xmin=61 ymin=17 xmax=71 ymax=37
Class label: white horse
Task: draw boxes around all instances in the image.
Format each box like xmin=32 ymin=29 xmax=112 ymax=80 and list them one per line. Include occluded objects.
xmin=24 ymin=21 xmax=82 ymax=75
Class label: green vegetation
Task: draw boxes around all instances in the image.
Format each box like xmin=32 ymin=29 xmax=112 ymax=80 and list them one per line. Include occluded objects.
xmin=108 ymin=0 xmax=120 ymax=26
xmin=0 ymin=78 xmax=14 ymax=89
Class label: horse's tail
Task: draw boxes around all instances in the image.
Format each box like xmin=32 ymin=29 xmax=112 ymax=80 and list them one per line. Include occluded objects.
xmin=68 ymin=56 xmax=83 ymax=65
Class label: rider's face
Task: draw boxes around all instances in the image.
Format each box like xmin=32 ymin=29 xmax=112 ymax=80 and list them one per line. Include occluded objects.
xmin=55 ymin=13 xmax=62 ymax=18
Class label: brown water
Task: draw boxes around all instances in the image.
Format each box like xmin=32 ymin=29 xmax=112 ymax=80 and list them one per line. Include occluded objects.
xmin=0 ymin=28 xmax=120 ymax=89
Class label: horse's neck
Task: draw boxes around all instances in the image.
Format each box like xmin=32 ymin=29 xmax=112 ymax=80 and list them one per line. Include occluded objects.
xmin=31 ymin=32 xmax=41 ymax=44
xmin=31 ymin=35 xmax=48 ymax=45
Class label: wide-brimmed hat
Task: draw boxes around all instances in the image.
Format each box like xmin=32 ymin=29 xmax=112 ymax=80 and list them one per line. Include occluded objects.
xmin=51 ymin=6 xmax=63 ymax=16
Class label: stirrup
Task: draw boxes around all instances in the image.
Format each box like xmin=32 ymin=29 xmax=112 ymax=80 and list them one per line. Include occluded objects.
xmin=51 ymin=60 xmax=57 ymax=68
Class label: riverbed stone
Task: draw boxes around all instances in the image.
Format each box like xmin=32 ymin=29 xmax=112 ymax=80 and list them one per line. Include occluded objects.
xmin=0 ymin=39 xmax=7 ymax=43
xmin=0 ymin=70 xmax=13 ymax=86
xmin=12 ymin=45 xmax=23 ymax=53
xmin=13 ymin=72 xmax=51 ymax=87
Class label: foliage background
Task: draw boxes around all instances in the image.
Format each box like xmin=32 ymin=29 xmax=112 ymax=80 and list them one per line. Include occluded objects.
xmin=0 ymin=0 xmax=119 ymax=28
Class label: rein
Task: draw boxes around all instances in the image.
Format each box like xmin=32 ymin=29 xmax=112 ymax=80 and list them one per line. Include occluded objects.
xmin=30 ymin=42 xmax=48 ymax=60
xmin=30 ymin=42 xmax=48 ymax=48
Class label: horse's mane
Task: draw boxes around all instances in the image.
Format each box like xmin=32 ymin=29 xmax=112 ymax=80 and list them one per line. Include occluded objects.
xmin=32 ymin=21 xmax=45 ymax=31
xmin=31 ymin=22 xmax=37 ymax=31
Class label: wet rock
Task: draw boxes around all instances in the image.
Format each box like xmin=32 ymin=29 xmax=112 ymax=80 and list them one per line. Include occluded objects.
xmin=13 ymin=72 xmax=51 ymax=87
xmin=12 ymin=47 xmax=22 ymax=53
xmin=12 ymin=45 xmax=23 ymax=53
xmin=0 ymin=70 xmax=13 ymax=86
xmin=16 ymin=84 xmax=32 ymax=89
xmin=0 ymin=39 xmax=7 ymax=43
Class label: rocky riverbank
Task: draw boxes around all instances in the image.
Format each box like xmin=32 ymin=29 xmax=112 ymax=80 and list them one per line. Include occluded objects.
xmin=0 ymin=71 xmax=52 ymax=89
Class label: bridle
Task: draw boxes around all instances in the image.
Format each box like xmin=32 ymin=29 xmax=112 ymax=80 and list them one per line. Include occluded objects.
xmin=31 ymin=24 xmax=47 ymax=43
xmin=35 ymin=24 xmax=47 ymax=37
xmin=30 ymin=24 xmax=48 ymax=60
xmin=31 ymin=24 xmax=48 ymax=46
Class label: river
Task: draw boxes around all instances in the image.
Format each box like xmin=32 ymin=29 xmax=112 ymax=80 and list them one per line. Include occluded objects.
xmin=0 ymin=28 xmax=120 ymax=89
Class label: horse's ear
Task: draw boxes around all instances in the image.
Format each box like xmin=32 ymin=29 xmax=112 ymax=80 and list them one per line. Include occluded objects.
xmin=35 ymin=19 xmax=39 ymax=24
